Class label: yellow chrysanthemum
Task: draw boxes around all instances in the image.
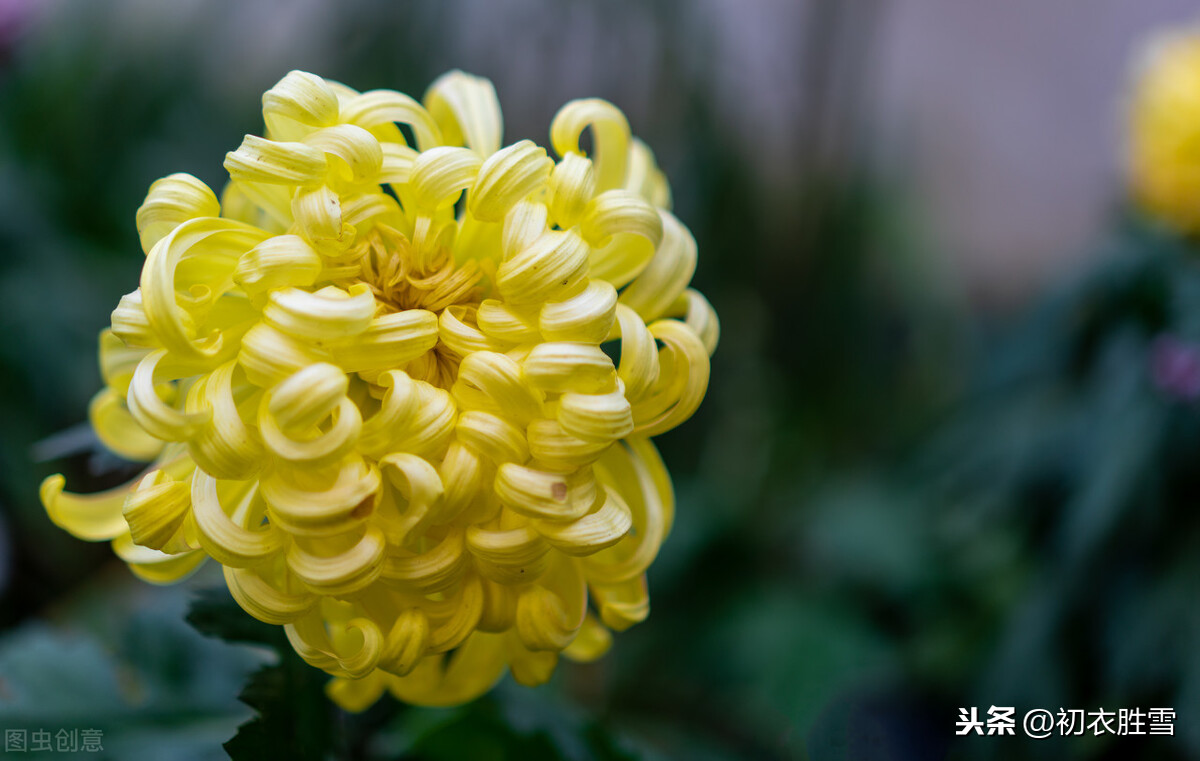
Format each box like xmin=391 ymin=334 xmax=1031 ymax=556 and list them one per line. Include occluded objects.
xmin=1129 ymin=26 xmax=1200 ymax=233
xmin=40 ymin=70 xmax=717 ymax=710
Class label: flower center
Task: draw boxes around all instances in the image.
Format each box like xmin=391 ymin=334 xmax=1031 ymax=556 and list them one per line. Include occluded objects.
xmin=354 ymin=225 xmax=483 ymax=314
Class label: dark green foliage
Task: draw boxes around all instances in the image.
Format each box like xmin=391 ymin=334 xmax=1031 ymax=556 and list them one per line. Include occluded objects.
xmin=186 ymin=588 xmax=337 ymax=761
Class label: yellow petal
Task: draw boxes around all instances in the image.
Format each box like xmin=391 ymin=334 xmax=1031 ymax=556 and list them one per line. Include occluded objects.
xmin=497 ymin=229 xmax=590 ymax=306
xmin=89 ymin=387 xmax=164 ymax=462
xmin=340 ymin=89 xmax=443 ymax=151
xmin=550 ymin=99 xmax=630 ymax=192
xmin=136 ymin=173 xmax=221 ymax=255
xmin=469 ymin=140 xmax=553 ymax=222
xmin=112 ymin=531 xmax=207 ymax=584
xmin=123 ymin=469 xmax=191 ymax=550
xmin=192 ymin=472 xmax=286 ymax=567
xmin=562 ymin=613 xmax=612 ymax=663
xmin=424 ymin=70 xmax=503 ymax=157
xmin=40 ymin=475 xmax=132 ymax=541
xmin=539 ymin=280 xmax=617 ymax=344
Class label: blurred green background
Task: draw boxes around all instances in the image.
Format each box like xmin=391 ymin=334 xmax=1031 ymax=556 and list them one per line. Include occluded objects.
xmin=2 ymin=1 xmax=1200 ymax=759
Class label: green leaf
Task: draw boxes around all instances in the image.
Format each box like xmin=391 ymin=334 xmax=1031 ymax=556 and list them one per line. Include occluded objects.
xmin=223 ymin=660 xmax=336 ymax=761
xmin=183 ymin=586 xmax=338 ymax=761
xmin=0 ymin=580 xmax=262 ymax=761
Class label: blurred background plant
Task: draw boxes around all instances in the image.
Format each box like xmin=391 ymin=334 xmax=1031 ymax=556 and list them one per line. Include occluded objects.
xmin=3 ymin=1 xmax=1200 ymax=759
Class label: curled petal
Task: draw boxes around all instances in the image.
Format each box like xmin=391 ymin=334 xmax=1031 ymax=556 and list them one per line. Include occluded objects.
xmin=622 ymin=137 xmax=671 ymax=208
xmin=340 ymin=89 xmax=443 ymax=151
xmin=261 ymin=396 xmax=360 ymax=466
xmin=224 ymin=135 xmax=327 ymax=185
xmin=111 ymin=289 xmax=163 ymax=349
xmin=265 ymin=362 xmax=347 ymax=431
xmin=225 ymin=563 xmax=315 ymax=625
xmin=38 ymin=476 xmax=136 ymax=542
xmin=535 ymin=485 xmax=631 ymax=556
xmin=619 ymin=210 xmax=697 ymax=323
xmin=382 ymin=529 xmax=468 ymax=593
xmin=497 ymin=229 xmax=590 ymax=306
xmin=302 ymin=124 xmax=383 ymax=184
xmin=41 ymin=455 xmax=194 ymax=542
xmin=456 ymin=411 xmax=529 ymax=465
xmin=112 ymin=531 xmax=207 ymax=584
xmin=562 ymin=613 xmax=612 ymax=663
xmin=233 ymin=235 xmax=323 ymax=296
xmin=261 ymin=458 xmax=380 ymax=536
xmin=582 ymin=190 xmax=661 ymax=287
xmin=287 ymin=526 xmax=386 ymax=596
xmin=438 ymin=305 xmax=507 ymax=357
xmin=495 ymin=463 xmax=596 ymax=523
xmin=329 ymin=310 xmax=438 ymax=374
xmin=526 ymin=418 xmax=611 ymax=469
xmin=424 ymin=70 xmax=503 ymax=156
xmin=410 ymin=146 xmax=482 ymax=211
xmin=557 ymin=385 xmax=634 ymax=443
xmin=136 ymin=173 xmax=221 ymax=255
xmin=631 ymin=320 xmax=710 ymax=437
xmin=379 ymin=608 xmax=430 ymax=677
xmin=583 ymin=439 xmax=670 ymax=584
xmin=614 ymin=304 xmax=659 ymax=402
xmin=523 ymin=342 xmax=616 ymax=394
xmin=438 ymin=441 xmax=484 ymax=520
xmin=127 ymin=350 xmax=211 ymax=442
xmin=507 ymin=643 xmax=558 ymax=687
xmin=515 ymin=584 xmax=581 ymax=652
xmin=192 ymin=472 xmax=286 ymax=567
xmin=550 ymin=98 xmax=631 ymax=192
xmin=238 ymin=322 xmax=332 ymax=389
xmin=478 ymin=578 xmax=517 ymax=632
xmin=90 ymin=387 xmax=163 ymax=462
xmin=470 ymin=141 xmax=553 ymax=222
xmin=264 ymin=284 xmax=375 ymax=341
xmin=378 ymin=452 xmax=445 ymax=547
xmin=386 ymin=631 xmax=507 ymax=707
xmin=380 ymin=142 xmax=419 ymax=185
xmin=263 ymin=71 xmax=340 ymax=140
xmin=141 ymin=218 xmax=270 ymax=363
xmin=123 ymin=469 xmax=192 ymax=551
xmin=185 ymin=361 xmax=263 ymax=480
xmin=501 ymin=200 xmax=549 ymax=261
xmin=452 ymin=351 xmax=543 ymax=424
xmin=681 ymin=288 xmax=720 ymax=356
xmin=589 ymin=574 xmax=649 ymax=632
xmin=548 ymin=153 xmax=595 ymax=230
xmin=476 ymin=299 xmax=541 ymax=344
xmin=292 ymin=185 xmax=355 ymax=256
xmin=466 ymin=522 xmax=550 ymax=585
xmin=539 ymin=280 xmax=617 ymax=344
xmin=286 ymin=612 xmax=383 ymax=679
xmin=360 ymin=373 xmax=456 ymax=459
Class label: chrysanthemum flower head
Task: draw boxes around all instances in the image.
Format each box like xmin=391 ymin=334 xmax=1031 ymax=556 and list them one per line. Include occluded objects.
xmin=41 ymin=70 xmax=717 ymax=710
xmin=1129 ymin=25 xmax=1200 ymax=233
